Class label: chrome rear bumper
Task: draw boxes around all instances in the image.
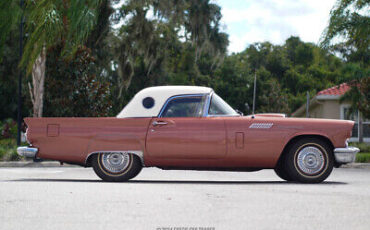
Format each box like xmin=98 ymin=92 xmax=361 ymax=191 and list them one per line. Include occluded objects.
xmin=334 ymin=146 xmax=360 ymax=163
xmin=17 ymin=146 xmax=38 ymax=158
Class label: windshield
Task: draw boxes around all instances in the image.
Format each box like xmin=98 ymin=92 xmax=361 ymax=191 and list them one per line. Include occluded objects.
xmin=208 ymin=93 xmax=238 ymax=116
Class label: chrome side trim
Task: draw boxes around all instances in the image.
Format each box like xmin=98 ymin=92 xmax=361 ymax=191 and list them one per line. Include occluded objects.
xmin=207 ymin=114 xmax=240 ymax=117
xmin=85 ymin=150 xmax=145 ymax=166
xmin=334 ymin=147 xmax=360 ymax=163
xmin=249 ymin=123 xmax=274 ymax=129
xmin=157 ymin=93 xmax=208 ymax=118
xmin=17 ymin=146 xmax=38 ymax=158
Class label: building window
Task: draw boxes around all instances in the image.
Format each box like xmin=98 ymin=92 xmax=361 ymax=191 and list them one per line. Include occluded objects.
xmin=341 ymin=105 xmax=370 ymax=141
xmin=364 ymin=123 xmax=370 ymax=138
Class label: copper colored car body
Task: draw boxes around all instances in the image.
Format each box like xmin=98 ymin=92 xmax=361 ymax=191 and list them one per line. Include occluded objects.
xmin=18 ymin=86 xmax=359 ymax=183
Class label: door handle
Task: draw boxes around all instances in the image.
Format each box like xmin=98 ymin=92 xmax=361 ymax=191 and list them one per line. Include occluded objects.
xmin=152 ymin=121 xmax=168 ymax=126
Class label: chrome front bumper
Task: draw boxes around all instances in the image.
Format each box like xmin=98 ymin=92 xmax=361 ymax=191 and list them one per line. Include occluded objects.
xmin=334 ymin=146 xmax=360 ymax=163
xmin=17 ymin=146 xmax=38 ymax=158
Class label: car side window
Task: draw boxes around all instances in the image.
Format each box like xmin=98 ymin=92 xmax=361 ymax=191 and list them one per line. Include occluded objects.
xmin=161 ymin=96 xmax=204 ymax=117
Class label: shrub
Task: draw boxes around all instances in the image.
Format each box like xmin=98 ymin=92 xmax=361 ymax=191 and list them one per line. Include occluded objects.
xmin=350 ymin=142 xmax=370 ymax=153
xmin=0 ymin=119 xmax=17 ymax=139
xmin=356 ymin=153 xmax=370 ymax=163
xmin=0 ymin=138 xmax=23 ymax=161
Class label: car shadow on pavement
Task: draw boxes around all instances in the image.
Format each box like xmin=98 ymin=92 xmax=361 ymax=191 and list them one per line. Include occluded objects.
xmin=7 ymin=178 xmax=347 ymax=185
xmin=8 ymin=178 xmax=102 ymax=183
xmin=129 ymin=180 xmax=347 ymax=185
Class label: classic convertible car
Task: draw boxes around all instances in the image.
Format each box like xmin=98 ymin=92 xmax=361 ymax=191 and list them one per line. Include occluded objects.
xmin=18 ymin=86 xmax=359 ymax=183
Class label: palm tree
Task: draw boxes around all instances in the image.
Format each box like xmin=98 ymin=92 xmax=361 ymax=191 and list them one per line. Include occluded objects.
xmin=321 ymin=0 xmax=370 ymax=142
xmin=0 ymin=0 xmax=102 ymax=117
xmin=320 ymin=0 xmax=369 ymax=63
xmin=186 ymin=0 xmax=223 ymax=62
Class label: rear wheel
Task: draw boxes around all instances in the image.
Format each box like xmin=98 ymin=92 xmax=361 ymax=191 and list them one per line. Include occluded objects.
xmin=284 ymin=138 xmax=334 ymax=183
xmin=92 ymin=152 xmax=142 ymax=182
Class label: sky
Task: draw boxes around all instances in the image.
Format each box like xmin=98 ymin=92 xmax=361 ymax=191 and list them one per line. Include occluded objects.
xmin=216 ymin=0 xmax=337 ymax=53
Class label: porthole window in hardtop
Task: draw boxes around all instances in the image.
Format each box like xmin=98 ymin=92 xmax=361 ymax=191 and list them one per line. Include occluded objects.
xmin=161 ymin=96 xmax=205 ymax=117
xmin=142 ymin=97 xmax=155 ymax=109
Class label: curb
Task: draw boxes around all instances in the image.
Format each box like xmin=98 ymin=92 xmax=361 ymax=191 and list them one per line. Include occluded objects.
xmin=340 ymin=163 xmax=370 ymax=169
xmin=0 ymin=161 xmax=77 ymax=168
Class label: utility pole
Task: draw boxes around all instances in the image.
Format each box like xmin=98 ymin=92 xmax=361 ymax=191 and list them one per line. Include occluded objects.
xmin=358 ymin=110 xmax=363 ymax=143
xmin=17 ymin=0 xmax=24 ymax=146
xmin=306 ymin=91 xmax=309 ymax=118
xmin=252 ymin=71 xmax=257 ymax=116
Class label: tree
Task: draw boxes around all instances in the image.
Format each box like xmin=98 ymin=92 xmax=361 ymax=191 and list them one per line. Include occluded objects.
xmin=214 ymin=37 xmax=349 ymax=115
xmin=111 ymin=0 xmax=228 ymax=98
xmin=212 ymin=53 xmax=252 ymax=113
xmin=258 ymin=78 xmax=290 ymax=114
xmin=185 ymin=0 xmax=225 ymax=63
xmin=339 ymin=63 xmax=369 ymax=142
xmin=0 ymin=0 xmax=103 ymax=117
xmin=43 ymin=46 xmax=112 ymax=117
xmin=321 ymin=0 xmax=370 ymax=142
xmin=320 ymin=0 xmax=369 ymax=63
xmin=0 ymin=25 xmax=24 ymax=120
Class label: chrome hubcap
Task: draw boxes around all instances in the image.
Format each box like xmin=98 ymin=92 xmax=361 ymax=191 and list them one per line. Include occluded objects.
xmin=297 ymin=146 xmax=325 ymax=175
xmin=101 ymin=152 xmax=130 ymax=173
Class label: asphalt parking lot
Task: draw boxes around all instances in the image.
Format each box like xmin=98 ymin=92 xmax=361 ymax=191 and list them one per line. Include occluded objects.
xmin=0 ymin=166 xmax=369 ymax=230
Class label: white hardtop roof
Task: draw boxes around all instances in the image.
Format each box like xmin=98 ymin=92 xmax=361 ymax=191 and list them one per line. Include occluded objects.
xmin=117 ymin=86 xmax=213 ymax=118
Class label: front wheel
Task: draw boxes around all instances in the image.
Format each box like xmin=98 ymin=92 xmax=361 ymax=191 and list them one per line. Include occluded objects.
xmin=284 ymin=138 xmax=334 ymax=183
xmin=92 ymin=152 xmax=142 ymax=182
xmin=274 ymin=156 xmax=293 ymax=182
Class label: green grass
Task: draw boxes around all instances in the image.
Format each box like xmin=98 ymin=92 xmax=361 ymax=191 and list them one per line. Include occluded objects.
xmin=356 ymin=153 xmax=370 ymax=163
xmin=0 ymin=139 xmax=23 ymax=161
xmin=350 ymin=142 xmax=370 ymax=153
xmin=349 ymin=142 xmax=370 ymax=163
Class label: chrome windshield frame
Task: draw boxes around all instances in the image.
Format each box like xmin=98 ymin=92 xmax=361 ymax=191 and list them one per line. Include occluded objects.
xmin=202 ymin=91 xmax=213 ymax=117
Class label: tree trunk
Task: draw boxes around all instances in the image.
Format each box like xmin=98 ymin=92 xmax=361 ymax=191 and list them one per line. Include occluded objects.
xmin=28 ymin=48 xmax=46 ymax=117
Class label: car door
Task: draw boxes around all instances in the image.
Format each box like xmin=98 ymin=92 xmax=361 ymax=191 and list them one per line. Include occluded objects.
xmin=146 ymin=94 xmax=227 ymax=159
